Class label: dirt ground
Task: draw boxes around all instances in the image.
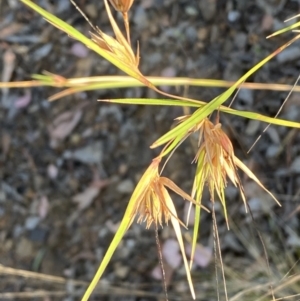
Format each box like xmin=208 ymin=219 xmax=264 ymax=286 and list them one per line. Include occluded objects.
xmin=1 ymin=0 xmax=300 ymax=300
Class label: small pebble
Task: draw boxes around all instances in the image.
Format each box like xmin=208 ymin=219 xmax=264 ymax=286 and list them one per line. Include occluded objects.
xmin=29 ymin=227 xmax=49 ymax=242
xmin=47 ymin=164 xmax=58 ymax=180
xmin=114 ymin=263 xmax=130 ymax=279
xmin=245 ymin=119 xmax=260 ymax=136
xmin=290 ymin=157 xmax=300 ymax=173
xmin=116 ymin=179 xmax=134 ymax=194
xmin=32 ymin=44 xmax=53 ymax=60
xmin=25 ymin=216 xmax=40 ymax=230
xmin=185 ymin=6 xmax=198 ymax=17
xmin=15 ymin=237 xmax=34 ymax=258
xmin=277 ymin=47 xmax=300 ymax=63
xmin=71 ymin=43 xmax=89 ymax=58
xmin=56 ymin=0 xmax=70 ymax=13
xmin=225 ymin=185 xmax=239 ymax=199
xmin=228 ymin=10 xmax=241 ymax=22
xmin=266 ymin=127 xmax=280 ymax=144
xmin=68 ymin=142 xmax=103 ymax=164
xmin=238 ymin=89 xmax=254 ymax=106
xmin=198 ymin=27 xmax=209 ymax=41
xmin=85 ymin=4 xmax=98 ymax=18
xmin=266 ymin=144 xmax=280 ymax=159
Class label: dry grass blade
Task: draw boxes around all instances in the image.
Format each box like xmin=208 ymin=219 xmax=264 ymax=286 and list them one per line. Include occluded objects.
xmin=248 ymin=74 xmax=300 ymax=153
xmin=255 ymin=274 xmax=300 ymax=301
xmin=0 ymin=264 xmax=164 ymax=299
xmin=155 ymin=226 xmax=169 ymax=301
xmin=0 ymin=291 xmax=69 ymax=299
xmin=0 ymin=264 xmax=76 ymax=284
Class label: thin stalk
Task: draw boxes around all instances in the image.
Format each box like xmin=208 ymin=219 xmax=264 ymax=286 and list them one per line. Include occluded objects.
xmin=123 ymin=12 xmax=130 ymax=44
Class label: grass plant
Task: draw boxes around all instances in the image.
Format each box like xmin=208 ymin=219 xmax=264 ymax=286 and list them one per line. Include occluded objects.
xmin=2 ymin=0 xmax=300 ymax=300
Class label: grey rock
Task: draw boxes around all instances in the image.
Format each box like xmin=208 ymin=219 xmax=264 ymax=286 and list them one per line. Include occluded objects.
xmin=228 ymin=10 xmax=241 ymax=22
xmin=199 ymin=0 xmax=216 ymax=21
xmin=290 ymin=157 xmax=300 ymax=173
xmin=32 ymin=44 xmax=53 ymax=61
xmin=133 ymin=6 xmax=148 ymax=30
xmin=266 ymin=144 xmax=280 ymax=158
xmin=15 ymin=237 xmax=34 ymax=258
xmin=65 ymin=142 xmax=103 ymax=164
xmin=277 ymin=47 xmax=300 ymax=64
xmin=238 ymin=89 xmax=254 ymax=106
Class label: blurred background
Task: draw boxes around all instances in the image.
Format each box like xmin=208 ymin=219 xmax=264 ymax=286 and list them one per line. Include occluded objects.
xmin=1 ymin=0 xmax=300 ymax=300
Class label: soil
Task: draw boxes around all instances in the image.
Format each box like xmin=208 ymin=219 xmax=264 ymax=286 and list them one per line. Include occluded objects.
xmin=1 ymin=0 xmax=300 ymax=300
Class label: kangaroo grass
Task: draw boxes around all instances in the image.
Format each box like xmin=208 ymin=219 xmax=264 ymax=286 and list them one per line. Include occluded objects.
xmin=9 ymin=1 xmax=300 ymax=301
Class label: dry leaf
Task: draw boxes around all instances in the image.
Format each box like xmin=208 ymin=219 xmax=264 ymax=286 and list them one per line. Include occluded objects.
xmin=72 ymin=186 xmax=100 ymax=211
xmin=1 ymin=49 xmax=16 ymax=101
xmin=2 ymin=50 xmax=15 ymax=83
xmin=162 ymin=239 xmax=182 ymax=269
xmin=48 ymin=109 xmax=82 ymax=148
xmin=14 ymin=90 xmax=32 ymax=108
xmin=261 ymin=14 xmax=273 ymax=31
xmin=0 ymin=23 xmax=23 ymax=39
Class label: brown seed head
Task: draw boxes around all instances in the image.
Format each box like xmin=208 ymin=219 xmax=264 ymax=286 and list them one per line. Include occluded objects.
xmin=108 ymin=0 xmax=134 ymax=13
xmin=91 ymin=0 xmax=140 ymax=69
xmin=191 ymin=117 xmax=280 ymax=228
xmin=197 ymin=119 xmax=237 ymax=187
xmin=131 ymin=161 xmax=174 ymax=229
xmin=131 ymin=158 xmax=202 ymax=229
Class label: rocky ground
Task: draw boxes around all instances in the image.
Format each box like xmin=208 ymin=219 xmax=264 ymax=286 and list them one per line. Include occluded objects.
xmin=1 ymin=0 xmax=300 ymax=300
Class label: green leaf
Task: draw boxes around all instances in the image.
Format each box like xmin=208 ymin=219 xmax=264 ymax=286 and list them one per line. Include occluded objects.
xmin=99 ymin=98 xmax=205 ymax=107
xmin=152 ymin=35 xmax=300 ymax=150
xmin=100 ymin=98 xmax=300 ymax=129
xmin=268 ymin=21 xmax=300 ymax=38
xmin=189 ymin=154 xmax=206 ymax=269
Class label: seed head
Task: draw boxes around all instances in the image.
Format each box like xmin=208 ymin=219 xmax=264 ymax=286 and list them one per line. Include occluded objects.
xmin=131 ymin=158 xmax=200 ymax=229
xmin=128 ymin=157 xmax=208 ymax=299
xmin=91 ymin=0 xmax=139 ymax=69
xmin=192 ymin=118 xmax=280 ymax=226
xmin=108 ymin=0 xmax=134 ymax=13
